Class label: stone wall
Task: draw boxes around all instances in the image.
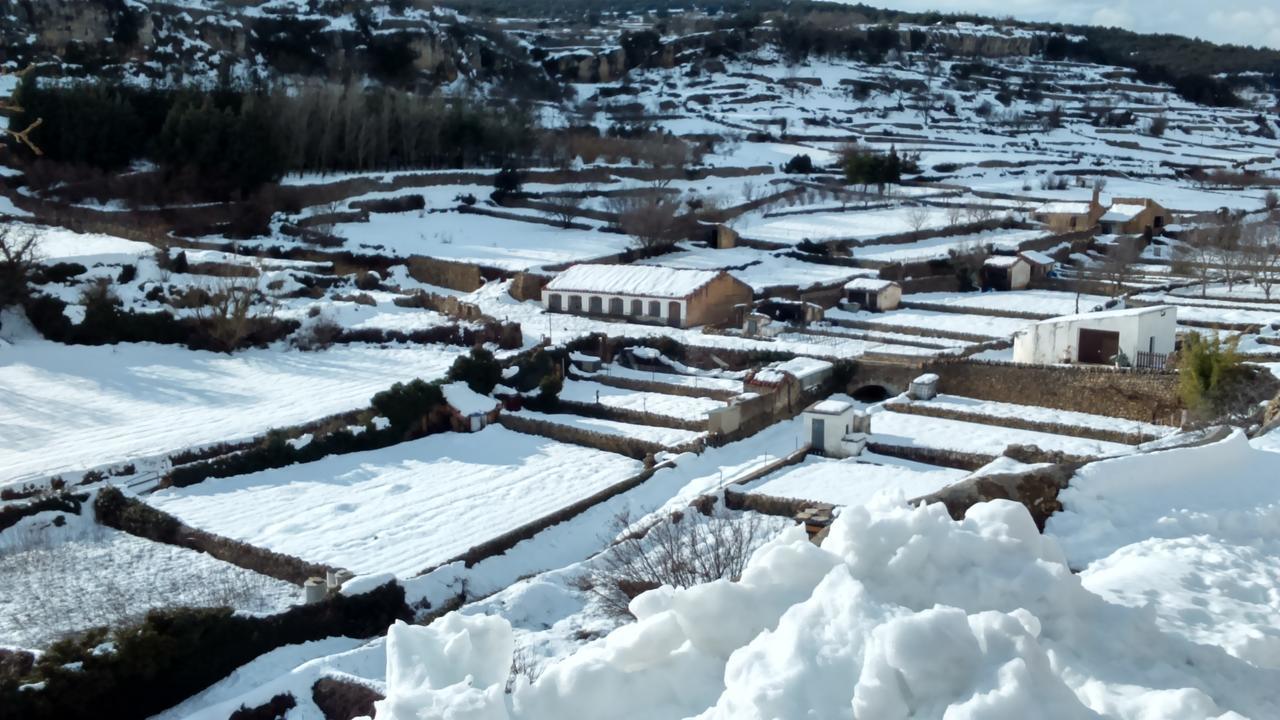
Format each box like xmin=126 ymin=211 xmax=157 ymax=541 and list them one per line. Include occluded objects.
xmin=496 ymin=413 xmax=703 ymax=460
xmin=920 ymin=359 xmax=1182 ymax=424
xmin=406 ymin=256 xmax=485 ymax=292
xmin=883 ymin=401 xmax=1161 ymax=444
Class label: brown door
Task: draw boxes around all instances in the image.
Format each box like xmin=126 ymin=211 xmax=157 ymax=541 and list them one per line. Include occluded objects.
xmin=1078 ymin=328 xmax=1120 ymax=364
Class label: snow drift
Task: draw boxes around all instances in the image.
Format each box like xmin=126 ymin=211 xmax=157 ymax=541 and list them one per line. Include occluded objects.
xmin=374 ymin=471 xmax=1280 ymax=718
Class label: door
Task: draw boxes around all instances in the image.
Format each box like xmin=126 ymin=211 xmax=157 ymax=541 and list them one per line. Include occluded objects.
xmin=667 ymin=301 xmax=681 ymax=327
xmin=811 ymin=418 xmax=825 ymax=452
xmin=1078 ymin=328 xmax=1120 ymax=364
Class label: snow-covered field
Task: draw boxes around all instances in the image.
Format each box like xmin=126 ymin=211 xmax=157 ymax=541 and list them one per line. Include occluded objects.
xmin=0 ymin=336 xmax=465 ymax=488
xmin=907 ymin=395 xmax=1177 ymax=438
xmin=743 ymin=454 xmax=967 ymax=506
xmin=733 ymin=206 xmax=956 ymax=245
xmin=871 ymin=406 xmax=1132 ymax=457
xmin=830 ymin=307 xmax=1036 ymax=339
xmin=559 ymin=380 xmax=726 ymax=421
xmin=905 ymin=289 xmax=1114 ymax=317
xmin=0 ymin=511 xmax=297 ymax=649
xmin=331 ymin=211 xmax=633 ymax=270
xmin=148 ymin=427 xmax=643 ymax=576
xmin=512 ymin=410 xmax=705 ymax=448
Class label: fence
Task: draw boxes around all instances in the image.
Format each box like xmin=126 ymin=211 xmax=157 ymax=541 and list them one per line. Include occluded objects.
xmin=1133 ymin=350 xmax=1174 ymax=371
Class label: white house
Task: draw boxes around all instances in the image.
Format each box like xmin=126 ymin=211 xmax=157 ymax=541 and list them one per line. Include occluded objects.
xmin=802 ymin=399 xmax=867 ymax=457
xmin=541 ymin=264 xmax=751 ymax=328
xmin=1012 ymin=306 xmax=1177 ymax=367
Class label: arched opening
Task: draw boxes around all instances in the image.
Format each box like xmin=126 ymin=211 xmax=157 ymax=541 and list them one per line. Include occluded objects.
xmin=850 ymin=384 xmax=891 ymax=403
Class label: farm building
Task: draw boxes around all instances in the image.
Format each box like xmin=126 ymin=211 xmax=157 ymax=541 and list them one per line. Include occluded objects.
xmin=843 ymin=278 xmax=902 ymax=312
xmin=1100 ymin=198 xmax=1168 ymax=235
xmin=1012 ymin=305 xmax=1177 ymax=367
xmin=1019 ymin=250 xmax=1058 ymax=278
xmin=542 ymin=264 xmax=752 ymax=328
xmin=1032 ymin=190 xmax=1105 ymax=233
xmin=441 ymin=382 xmax=502 ymax=432
xmin=982 ymin=255 xmax=1031 ymax=290
xmin=802 ymin=399 xmax=868 ymax=458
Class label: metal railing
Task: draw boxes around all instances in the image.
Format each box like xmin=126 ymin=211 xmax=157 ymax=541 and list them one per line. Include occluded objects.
xmin=1133 ymin=350 xmax=1174 ymax=371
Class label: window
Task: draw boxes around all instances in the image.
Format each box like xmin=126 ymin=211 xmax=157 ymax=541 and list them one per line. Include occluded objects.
xmin=648 ymin=301 xmax=661 ymax=317
xmin=1070 ymin=217 xmax=1077 ymax=229
xmin=630 ymin=299 xmax=643 ymax=316
xmin=548 ymin=293 xmax=562 ymax=311
xmin=608 ymin=297 xmax=624 ymax=315
xmin=588 ymin=296 xmax=603 ymax=314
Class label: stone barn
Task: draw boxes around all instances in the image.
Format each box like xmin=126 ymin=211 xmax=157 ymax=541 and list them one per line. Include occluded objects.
xmin=542 ymin=264 xmax=752 ymax=328
xmin=1100 ymin=198 xmax=1169 ymax=236
xmin=982 ymin=255 xmax=1031 ymax=291
xmin=843 ymin=278 xmax=902 ymax=312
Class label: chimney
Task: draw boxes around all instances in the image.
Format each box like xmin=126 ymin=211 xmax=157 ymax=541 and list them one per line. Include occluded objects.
xmin=1090 ymin=186 xmax=1101 ymax=208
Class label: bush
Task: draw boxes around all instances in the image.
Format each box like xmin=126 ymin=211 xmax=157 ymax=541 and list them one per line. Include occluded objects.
xmin=0 ymin=582 xmax=408 ymax=720
xmin=117 ymin=264 xmax=138 ymax=283
xmin=32 ymin=262 xmax=87 ymax=284
xmin=448 ymin=347 xmax=502 ymax=394
xmin=782 ymin=153 xmax=814 ymax=174
xmin=230 ymin=693 xmax=296 ymax=720
xmin=371 ymin=379 xmax=446 ymax=436
xmin=491 ymin=166 xmax=525 ymax=202
xmin=1177 ymin=331 xmax=1243 ymax=416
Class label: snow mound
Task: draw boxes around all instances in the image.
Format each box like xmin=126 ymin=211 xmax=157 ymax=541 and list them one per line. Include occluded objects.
xmin=1048 ymin=430 xmax=1280 ymax=669
xmin=376 ymin=497 xmax=1280 ymax=719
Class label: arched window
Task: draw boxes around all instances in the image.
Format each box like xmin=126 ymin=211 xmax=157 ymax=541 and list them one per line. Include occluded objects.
xmin=630 ymin=299 xmax=643 ymax=316
xmin=648 ymin=301 xmax=661 ymax=317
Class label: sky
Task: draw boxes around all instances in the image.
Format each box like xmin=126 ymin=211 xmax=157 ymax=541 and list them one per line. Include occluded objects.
xmin=863 ymin=0 xmax=1280 ymax=50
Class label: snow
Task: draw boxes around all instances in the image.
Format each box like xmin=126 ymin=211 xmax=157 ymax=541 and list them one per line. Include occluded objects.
xmin=331 ymin=211 xmax=633 ymax=271
xmin=28 ymin=225 xmax=156 ymax=264
xmin=733 ymin=206 xmax=956 ymax=245
xmin=513 ymin=410 xmax=705 ymax=448
xmin=1048 ymin=430 xmax=1280 ymax=668
xmin=743 ymin=455 xmax=966 ymax=507
xmin=0 ymin=338 xmax=466 ymax=488
xmin=984 ymin=254 xmax=1025 ymax=268
xmin=911 ymin=395 xmax=1175 ymax=439
xmin=843 ymin=277 xmax=896 ymax=291
xmin=559 ymin=380 xmax=725 ymax=421
xmin=148 ymin=426 xmax=642 ymax=576
xmin=829 ymin=307 xmax=1035 ymax=339
xmin=0 ymin=514 xmax=297 ymax=649
xmin=376 ymin=495 xmax=1280 ymax=719
xmin=340 ymin=572 xmax=397 ymax=597
xmin=906 ymin=290 xmax=1111 ymax=317
xmin=441 ymin=381 xmax=498 ymax=416
xmin=546 ymin=264 xmax=721 ymax=299
xmin=808 ymin=399 xmax=853 ymax=415
xmin=871 ymin=407 xmax=1132 ymax=457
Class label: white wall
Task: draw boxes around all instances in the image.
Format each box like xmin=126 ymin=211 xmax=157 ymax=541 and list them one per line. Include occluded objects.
xmin=542 ymin=290 xmax=689 ymax=326
xmin=1012 ymin=308 xmax=1177 ymax=364
xmin=1009 ymin=261 xmax=1031 ymax=290
xmin=804 ymin=407 xmax=856 ymax=457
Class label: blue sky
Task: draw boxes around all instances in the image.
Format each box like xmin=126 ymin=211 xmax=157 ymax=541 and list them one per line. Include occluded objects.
xmin=861 ymin=0 xmax=1280 ymax=50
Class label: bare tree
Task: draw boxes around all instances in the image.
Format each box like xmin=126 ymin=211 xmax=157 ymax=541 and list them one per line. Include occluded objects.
xmin=1175 ymin=225 xmax=1227 ymax=297
xmin=546 ymin=185 xmax=588 ymax=228
xmin=196 ymin=276 xmax=270 ymax=352
xmin=608 ymin=191 xmax=683 ymax=253
xmin=0 ymin=66 xmax=42 ymax=156
xmin=906 ymin=204 xmax=932 ymax=234
xmin=1240 ymin=222 xmax=1280 ymax=299
xmin=0 ymin=224 xmax=40 ymax=308
xmin=575 ymin=509 xmax=775 ymax=620
xmin=1098 ymin=240 xmax=1142 ymax=297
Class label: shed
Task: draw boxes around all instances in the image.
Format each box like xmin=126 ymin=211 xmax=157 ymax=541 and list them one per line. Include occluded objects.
xmin=1018 ymin=250 xmax=1058 ymax=277
xmin=842 ymin=277 xmax=902 ymax=312
xmin=803 ymin=399 xmax=864 ymax=457
xmin=442 ymin=381 xmax=502 ymax=432
xmin=1012 ymin=305 xmax=1177 ymax=367
xmin=982 ymin=255 xmax=1031 ymax=291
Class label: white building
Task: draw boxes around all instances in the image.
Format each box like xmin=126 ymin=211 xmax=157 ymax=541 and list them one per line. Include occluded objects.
xmin=541 ymin=263 xmax=751 ymax=328
xmin=802 ymin=399 xmax=867 ymax=458
xmin=1012 ymin=306 xmax=1177 ymax=366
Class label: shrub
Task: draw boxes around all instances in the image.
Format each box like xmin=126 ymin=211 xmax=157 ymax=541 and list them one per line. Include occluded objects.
xmin=1177 ymin=331 xmax=1243 ymax=416
xmin=575 ymin=510 xmax=774 ymax=620
xmin=230 ymin=693 xmax=297 ymax=720
xmin=782 ymin=153 xmax=814 ymax=174
xmin=448 ymin=347 xmax=502 ymax=395
xmin=492 ymin=166 xmax=524 ymax=202
xmin=1 ymin=583 xmax=408 ymax=720
xmin=538 ymin=373 xmax=563 ymax=404
xmin=32 ymin=262 xmax=88 ymax=284
xmin=117 ymin=264 xmax=138 ymax=283
xmin=371 ymin=379 xmax=446 ymax=435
